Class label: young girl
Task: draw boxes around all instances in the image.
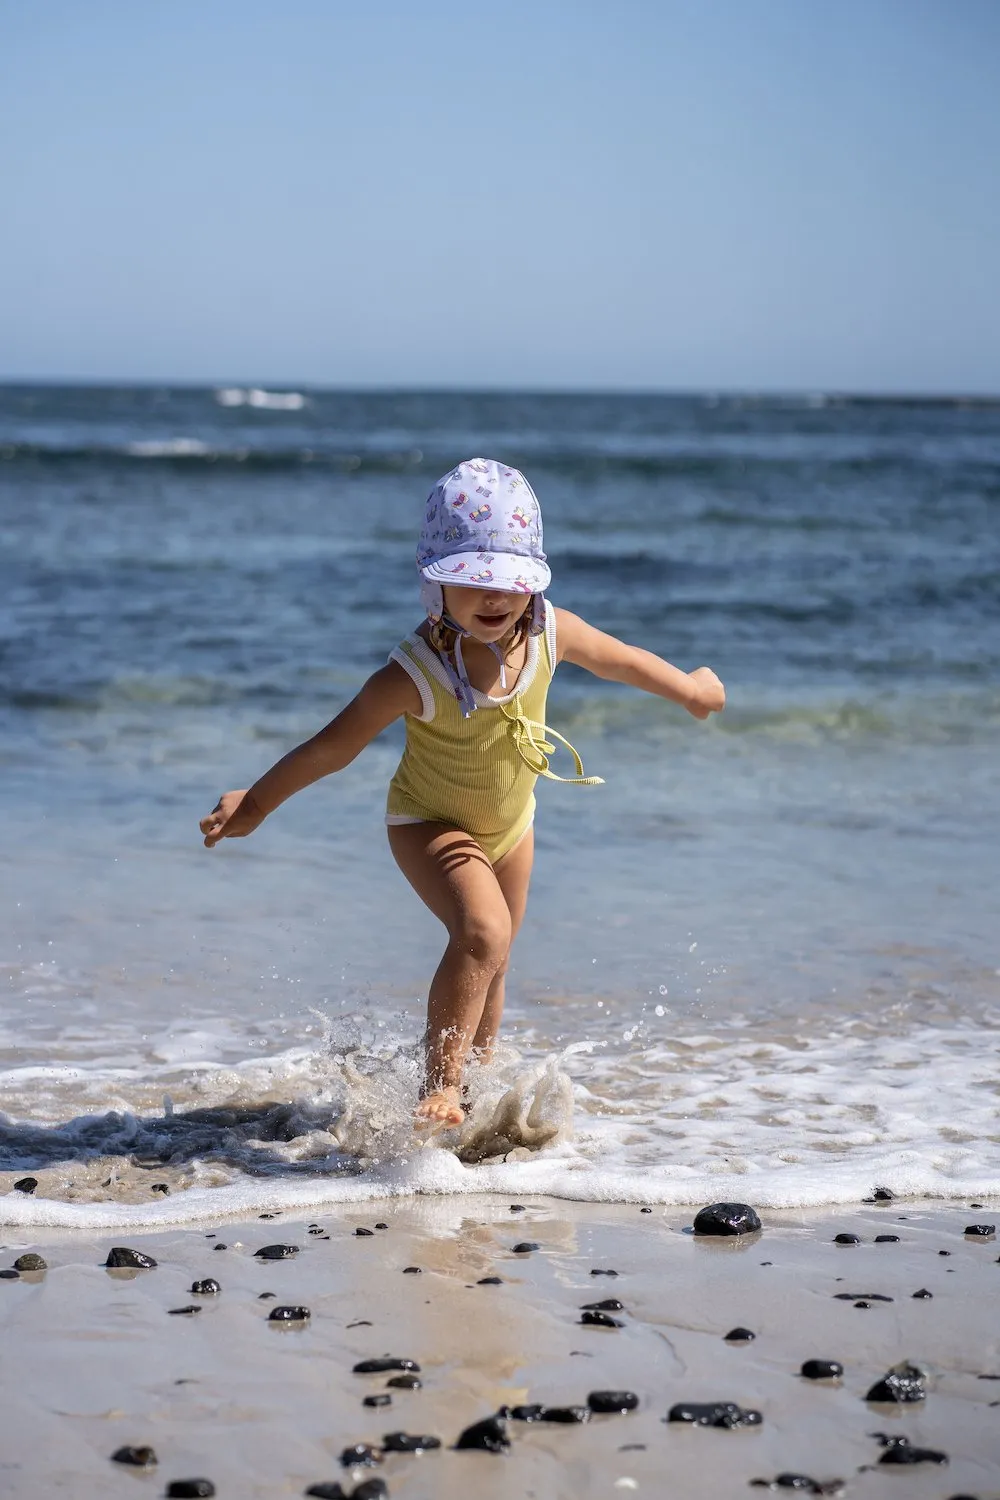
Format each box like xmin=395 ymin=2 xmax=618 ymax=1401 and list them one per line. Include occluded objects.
xmin=200 ymin=459 xmax=725 ymax=1128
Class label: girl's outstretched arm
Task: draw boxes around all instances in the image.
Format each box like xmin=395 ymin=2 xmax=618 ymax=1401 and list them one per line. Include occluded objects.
xmin=554 ymin=606 xmax=725 ymax=720
xmin=200 ymin=662 xmax=420 ymax=847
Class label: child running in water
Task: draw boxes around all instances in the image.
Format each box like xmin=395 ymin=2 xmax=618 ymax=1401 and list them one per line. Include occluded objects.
xmin=200 ymin=460 xmax=725 ymax=1127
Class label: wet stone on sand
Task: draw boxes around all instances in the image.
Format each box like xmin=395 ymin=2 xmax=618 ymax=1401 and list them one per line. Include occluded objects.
xmin=381 ymin=1431 xmax=441 ymax=1452
xmin=581 ymin=1298 xmax=625 ymax=1312
xmin=750 ymin=1475 xmax=845 ymax=1493
xmin=111 ymin=1445 xmax=158 ymax=1467
xmin=386 ymin=1373 xmax=421 ymax=1389
xmin=269 ymin=1304 xmax=311 ymax=1322
xmin=588 ymin=1391 xmax=639 ymax=1413
xmin=800 ymin=1360 xmax=843 ymax=1380
xmin=454 ymin=1415 xmax=511 ymax=1452
xmin=191 ymin=1278 xmax=220 ymax=1295
xmin=834 ymin=1234 xmax=861 ymax=1245
xmin=255 ymin=1243 xmax=299 ymax=1259
xmin=13 ymin=1177 xmax=38 ymax=1194
xmin=402 ymin=1266 xmax=422 ymax=1274
xmin=964 ymin=1223 xmax=995 ymax=1237
xmin=538 ymin=1406 xmax=591 ymax=1424
xmin=693 ymin=1202 xmax=762 ymax=1237
xmin=512 ymin=1241 xmax=540 ymax=1253
xmin=166 ymin=1481 xmax=216 ymax=1498
xmin=364 ymin=1393 xmax=392 ymax=1408
xmin=105 ymin=1247 xmax=157 ymax=1269
xmin=724 ymin=1327 xmax=755 ymax=1342
xmin=477 ymin=1275 xmax=502 ymax=1284
xmin=865 ymin=1362 xmax=927 ymax=1403
xmin=353 ymin=1358 xmax=420 ymax=1374
xmin=668 ymin=1401 xmax=762 ymax=1428
xmin=874 ymin=1434 xmax=947 ymax=1465
xmin=340 ymin=1444 xmax=381 ymax=1468
xmin=168 ymin=1305 xmax=202 ymax=1315
xmin=580 ymin=1310 xmax=624 ymax=1328
xmin=13 ymin=1253 xmax=46 ymax=1271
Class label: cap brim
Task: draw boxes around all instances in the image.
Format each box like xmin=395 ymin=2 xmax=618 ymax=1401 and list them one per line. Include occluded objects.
xmin=420 ymin=553 xmax=550 ymax=594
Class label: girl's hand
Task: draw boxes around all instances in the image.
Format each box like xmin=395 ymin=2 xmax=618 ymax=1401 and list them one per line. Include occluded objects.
xmin=200 ymin=790 xmax=265 ymax=848
xmin=686 ymin=667 xmax=726 ymax=719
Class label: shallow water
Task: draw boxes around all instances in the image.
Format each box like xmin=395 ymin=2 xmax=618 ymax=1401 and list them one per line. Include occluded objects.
xmin=2 ymin=385 xmax=999 ymax=1223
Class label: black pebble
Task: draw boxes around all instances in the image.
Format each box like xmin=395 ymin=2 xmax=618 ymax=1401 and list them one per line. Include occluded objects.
xmin=151 ymin=1183 xmax=170 ymax=1194
xmin=191 ymin=1278 xmax=220 ymax=1295
xmin=477 ymin=1275 xmax=502 ymax=1284
xmin=364 ymin=1393 xmax=392 ymax=1408
xmin=110 ymin=1445 xmax=157 ymax=1467
xmin=166 ymin=1482 xmax=215 ymax=1498
xmin=374 ymin=1222 xmax=388 ymax=1231
xmin=255 ymin=1243 xmax=299 ymax=1259
xmin=13 ymin=1177 xmax=37 ymax=1194
xmin=668 ymin=1401 xmax=762 ymax=1428
xmin=939 ymin=1249 xmax=951 ymax=1256
xmin=339 ymin=1444 xmax=381 ymax=1468
xmin=504 ymin=1404 xmax=546 ymax=1421
xmin=871 ymin=1186 xmax=894 ymax=1200
xmin=13 ymin=1253 xmax=46 ymax=1271
xmin=105 ymin=1247 xmax=157 ymax=1269
xmin=692 ymin=1202 xmax=762 ymax=1237
xmin=259 ymin=1292 xmax=276 ymax=1299
xmin=581 ymin=1310 xmax=623 ymax=1328
xmin=352 ymin=1483 xmax=389 ymax=1500
xmin=833 ymin=1292 xmax=892 ymax=1302
xmin=356 ymin=1227 xmax=375 ymax=1237
xmin=588 ymin=1390 xmax=639 ymax=1413
xmin=834 ymin=1233 xmax=861 ymax=1245
xmin=509 ymin=1204 xmax=526 ymax=1212
xmin=259 ymin=1212 xmax=277 ymax=1219
xmin=866 ymin=1361 xmax=927 ymax=1403
xmin=402 ymin=1266 xmax=422 ymax=1274
xmin=964 ymin=1223 xmax=995 ymax=1237
xmin=874 ymin=1234 xmax=900 ymax=1243
xmin=387 ymin=1373 xmax=422 ymax=1389
xmin=539 ymin=1406 xmax=590 ymax=1423
xmin=876 ymin=1437 xmax=947 ymax=1465
xmin=381 ymin=1431 xmax=441 ymax=1452
xmin=800 ymin=1359 xmax=843 ymax=1380
xmin=581 ymin=1298 xmax=625 ymax=1312
xmin=0 ymin=1269 xmax=20 ymax=1280
xmin=167 ymin=1305 xmax=201 ymax=1316
xmin=268 ymin=1304 xmax=310 ymax=1322
xmin=512 ymin=1241 xmax=540 ymax=1253
xmin=724 ymin=1326 xmax=755 ymax=1342
xmin=640 ymin=1206 xmax=652 ymax=1213
xmin=454 ymin=1415 xmax=511 ymax=1451
xmin=353 ymin=1357 xmax=420 ymax=1374
xmin=213 ymin=1243 xmax=227 ymax=1251
xmin=854 ymin=1301 xmax=871 ymax=1309
xmin=305 ymin=1485 xmax=347 ymax=1499
xmin=309 ymin=1228 xmax=326 ymax=1236
xmin=590 ymin=1267 xmax=619 ymax=1276
xmin=912 ymin=1288 xmax=933 ymax=1299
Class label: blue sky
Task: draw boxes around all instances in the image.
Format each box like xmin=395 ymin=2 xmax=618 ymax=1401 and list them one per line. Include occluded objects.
xmin=2 ymin=0 xmax=998 ymax=392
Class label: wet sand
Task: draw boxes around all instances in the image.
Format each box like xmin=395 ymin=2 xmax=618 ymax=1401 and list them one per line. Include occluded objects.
xmin=1 ymin=1196 xmax=998 ymax=1499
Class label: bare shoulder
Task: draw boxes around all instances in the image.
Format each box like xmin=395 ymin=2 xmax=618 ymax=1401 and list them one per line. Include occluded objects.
xmin=551 ymin=605 xmax=628 ymax=671
xmin=352 ymin=659 xmax=422 ymax=722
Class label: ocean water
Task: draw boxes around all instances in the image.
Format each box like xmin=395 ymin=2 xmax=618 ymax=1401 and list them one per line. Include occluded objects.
xmin=1 ymin=383 xmax=998 ymax=1226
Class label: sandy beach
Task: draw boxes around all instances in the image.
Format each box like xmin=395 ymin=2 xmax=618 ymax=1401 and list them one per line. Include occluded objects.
xmin=1 ymin=1194 xmax=997 ymax=1499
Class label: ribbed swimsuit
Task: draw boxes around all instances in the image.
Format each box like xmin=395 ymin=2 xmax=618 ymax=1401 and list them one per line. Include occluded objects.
xmin=385 ymin=605 xmax=601 ymax=863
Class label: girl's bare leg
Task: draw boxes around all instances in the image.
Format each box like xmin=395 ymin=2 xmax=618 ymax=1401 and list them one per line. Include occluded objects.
xmin=471 ymin=829 xmax=533 ymax=1062
xmin=387 ymin=824 xmax=534 ymax=1125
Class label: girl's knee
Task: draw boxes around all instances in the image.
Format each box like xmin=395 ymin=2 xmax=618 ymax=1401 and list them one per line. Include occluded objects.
xmin=451 ymin=910 xmax=511 ymax=970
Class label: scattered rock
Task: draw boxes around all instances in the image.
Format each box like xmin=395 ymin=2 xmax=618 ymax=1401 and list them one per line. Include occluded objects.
xmin=832 ymin=1292 xmax=892 ymax=1302
xmin=13 ymin=1177 xmax=37 ymax=1194
xmin=339 ymin=1444 xmax=381 ymax=1468
xmin=352 ymin=1483 xmax=389 ymax=1500
xmin=353 ymin=1358 xmax=420 ymax=1374
xmin=165 ymin=1482 xmax=216 ymax=1498
xmin=539 ymin=1406 xmax=590 ymax=1423
xmin=454 ymin=1415 xmax=510 ymax=1451
xmin=801 ymin=1360 xmax=843 ymax=1380
xmin=167 ymin=1305 xmax=201 ymax=1316
xmin=862 ymin=1187 xmax=894 ymax=1203
xmin=512 ymin=1241 xmax=540 ymax=1253
xmin=105 ymin=1247 xmax=157 ymax=1269
xmin=13 ymin=1253 xmax=46 ymax=1271
xmin=912 ymin=1288 xmax=933 ymax=1299
xmin=834 ymin=1233 xmax=861 ymax=1245
xmin=875 ymin=1435 xmax=947 ymax=1466
xmin=356 ymin=1227 xmax=375 ymax=1237
xmin=151 ymin=1183 xmax=170 ymax=1194
xmin=381 ymin=1431 xmax=441 ymax=1452
xmin=0 ymin=1269 xmax=20 ymax=1280
xmin=402 ymin=1266 xmax=422 ymax=1275
xmin=110 ymin=1445 xmax=158 ymax=1467
xmin=668 ymin=1401 xmax=762 ymax=1428
xmin=749 ymin=1475 xmax=844 ymax=1493
xmin=874 ymin=1235 xmax=899 ymax=1243
xmin=510 ymin=1204 xmax=526 ymax=1212
xmin=581 ymin=1298 xmax=625 ymax=1312
xmin=269 ymin=1305 xmax=310 ymax=1322
xmin=964 ymin=1223 xmax=995 ymax=1238
xmin=254 ymin=1243 xmax=299 ymax=1259
xmin=213 ymin=1243 xmax=227 ymax=1251
xmin=191 ymin=1278 xmax=220 ymax=1295
xmin=590 ymin=1267 xmax=619 ymax=1276
xmin=364 ymin=1393 xmax=392 ymax=1408
xmin=865 ymin=1361 xmax=927 ymax=1404
xmin=640 ymin=1207 xmax=652 ymax=1214
xmin=387 ymin=1374 xmax=421 ymax=1390
xmin=259 ymin=1292 xmax=276 ymax=1299
xmin=693 ymin=1202 xmax=762 ymax=1237
xmin=503 ymin=1404 xmax=545 ymax=1421
xmin=588 ymin=1390 xmax=639 ymax=1413
xmin=259 ymin=1212 xmax=277 ymax=1219
xmin=724 ymin=1327 xmax=755 ymax=1342
xmin=374 ymin=1223 xmax=388 ymax=1231
xmin=580 ymin=1310 xmax=623 ymax=1328
xmin=305 ymin=1485 xmax=347 ymax=1499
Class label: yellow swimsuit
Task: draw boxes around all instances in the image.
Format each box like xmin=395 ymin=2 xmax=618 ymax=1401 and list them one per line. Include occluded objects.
xmin=386 ymin=606 xmax=602 ymax=862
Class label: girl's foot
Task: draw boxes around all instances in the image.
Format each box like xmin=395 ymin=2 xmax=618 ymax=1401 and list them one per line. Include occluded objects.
xmin=415 ymin=1087 xmax=465 ymax=1127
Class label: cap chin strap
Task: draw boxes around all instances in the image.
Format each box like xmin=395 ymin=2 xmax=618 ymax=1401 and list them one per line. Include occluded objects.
xmin=419 ymin=579 xmax=546 ymax=719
